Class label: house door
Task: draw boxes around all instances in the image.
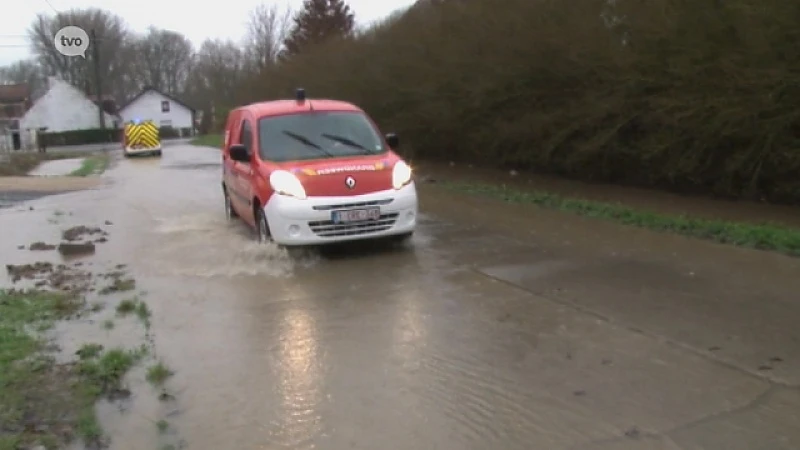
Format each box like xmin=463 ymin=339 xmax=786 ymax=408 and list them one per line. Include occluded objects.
xmin=12 ymin=132 xmax=20 ymax=150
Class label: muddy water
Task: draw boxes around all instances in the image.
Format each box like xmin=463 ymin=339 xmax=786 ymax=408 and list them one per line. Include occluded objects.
xmin=2 ymin=146 xmax=799 ymax=450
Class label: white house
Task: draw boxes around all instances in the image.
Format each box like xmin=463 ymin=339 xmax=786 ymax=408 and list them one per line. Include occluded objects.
xmin=117 ymin=87 xmax=195 ymax=136
xmin=20 ymin=76 xmax=119 ymax=134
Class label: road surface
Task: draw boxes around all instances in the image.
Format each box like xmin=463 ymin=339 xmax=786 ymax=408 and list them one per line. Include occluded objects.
xmin=1 ymin=144 xmax=799 ymax=450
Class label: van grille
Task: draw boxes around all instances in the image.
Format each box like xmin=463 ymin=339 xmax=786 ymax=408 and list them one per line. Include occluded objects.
xmin=308 ymin=212 xmax=399 ymax=237
xmin=311 ymin=199 xmax=393 ymax=211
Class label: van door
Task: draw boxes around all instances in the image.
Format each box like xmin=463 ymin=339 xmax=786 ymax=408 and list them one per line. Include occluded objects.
xmin=232 ymin=117 xmax=256 ymax=225
xmin=223 ymin=111 xmax=244 ymax=215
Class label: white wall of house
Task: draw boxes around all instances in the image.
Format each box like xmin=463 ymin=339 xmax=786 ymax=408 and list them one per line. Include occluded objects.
xmin=118 ymin=90 xmax=193 ymax=129
xmin=19 ymin=77 xmax=118 ymax=133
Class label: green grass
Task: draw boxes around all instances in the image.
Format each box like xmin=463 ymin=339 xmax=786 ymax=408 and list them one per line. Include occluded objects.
xmin=76 ymin=347 xmax=145 ymax=393
xmin=116 ymin=298 xmax=138 ymax=315
xmin=0 ymin=289 xmax=145 ymax=449
xmin=116 ymin=297 xmax=151 ymax=328
xmin=189 ymin=134 xmax=222 ymax=148
xmin=69 ymin=154 xmax=109 ymax=176
xmin=146 ymin=362 xmax=173 ymax=386
xmin=76 ymin=343 xmax=104 ymax=360
xmin=156 ymin=419 xmax=169 ymax=433
xmin=440 ymin=182 xmax=800 ymax=257
xmin=135 ymin=300 xmax=151 ymax=326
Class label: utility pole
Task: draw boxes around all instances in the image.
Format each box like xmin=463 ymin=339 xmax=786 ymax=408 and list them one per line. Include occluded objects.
xmin=90 ymin=29 xmax=106 ymax=130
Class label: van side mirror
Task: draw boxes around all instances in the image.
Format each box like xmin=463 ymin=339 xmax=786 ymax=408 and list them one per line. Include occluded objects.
xmin=229 ymin=144 xmax=250 ymax=162
xmin=385 ymin=133 xmax=399 ymax=149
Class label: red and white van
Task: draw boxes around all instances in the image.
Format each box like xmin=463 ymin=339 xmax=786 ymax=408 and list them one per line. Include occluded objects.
xmin=221 ymin=89 xmax=418 ymax=246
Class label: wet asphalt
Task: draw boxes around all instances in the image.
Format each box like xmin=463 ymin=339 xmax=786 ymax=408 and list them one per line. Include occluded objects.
xmin=1 ymin=145 xmax=799 ymax=450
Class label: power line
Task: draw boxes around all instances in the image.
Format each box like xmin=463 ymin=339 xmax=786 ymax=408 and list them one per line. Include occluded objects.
xmin=42 ymin=0 xmax=59 ymax=14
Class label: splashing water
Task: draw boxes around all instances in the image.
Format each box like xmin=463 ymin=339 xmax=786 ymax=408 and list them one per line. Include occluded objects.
xmin=143 ymin=213 xmax=319 ymax=278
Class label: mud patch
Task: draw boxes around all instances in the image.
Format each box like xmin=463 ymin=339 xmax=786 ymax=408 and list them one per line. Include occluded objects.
xmin=62 ymin=225 xmax=108 ymax=242
xmin=29 ymin=241 xmax=56 ymax=251
xmin=58 ymin=241 xmax=96 ymax=257
xmin=0 ymin=176 xmax=102 ymax=192
xmin=5 ymin=261 xmax=93 ymax=293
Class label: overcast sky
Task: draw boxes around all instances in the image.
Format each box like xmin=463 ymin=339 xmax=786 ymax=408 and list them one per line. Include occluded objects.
xmin=0 ymin=0 xmax=414 ymax=66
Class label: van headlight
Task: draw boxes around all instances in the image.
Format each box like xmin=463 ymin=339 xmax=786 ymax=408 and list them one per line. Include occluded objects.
xmin=270 ymin=170 xmax=307 ymax=199
xmin=392 ymin=161 xmax=412 ymax=189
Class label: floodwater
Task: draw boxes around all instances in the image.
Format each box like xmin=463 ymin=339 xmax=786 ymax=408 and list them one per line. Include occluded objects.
xmin=28 ymin=157 xmax=86 ymax=176
xmin=1 ymin=145 xmax=799 ymax=450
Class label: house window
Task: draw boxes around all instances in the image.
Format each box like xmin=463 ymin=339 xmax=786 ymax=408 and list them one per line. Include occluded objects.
xmin=161 ymin=100 xmax=170 ymax=112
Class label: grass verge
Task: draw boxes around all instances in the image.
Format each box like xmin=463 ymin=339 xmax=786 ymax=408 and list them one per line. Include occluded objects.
xmin=0 ymin=152 xmax=80 ymax=177
xmin=69 ymin=154 xmax=109 ymax=177
xmin=0 ymin=289 xmax=144 ymax=449
xmin=189 ymin=134 xmax=222 ymax=148
xmin=439 ymin=182 xmax=800 ymax=257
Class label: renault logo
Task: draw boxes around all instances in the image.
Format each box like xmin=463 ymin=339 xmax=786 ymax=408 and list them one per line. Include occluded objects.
xmin=345 ymin=176 xmax=356 ymax=189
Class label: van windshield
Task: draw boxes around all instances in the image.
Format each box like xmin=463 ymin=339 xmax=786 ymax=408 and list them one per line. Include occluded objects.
xmin=257 ymin=111 xmax=387 ymax=162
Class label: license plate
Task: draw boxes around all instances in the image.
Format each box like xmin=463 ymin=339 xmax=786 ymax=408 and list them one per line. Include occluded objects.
xmin=332 ymin=207 xmax=380 ymax=223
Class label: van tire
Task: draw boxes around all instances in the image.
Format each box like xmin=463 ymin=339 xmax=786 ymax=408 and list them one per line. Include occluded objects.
xmin=223 ymin=188 xmax=238 ymax=219
xmin=255 ymin=208 xmax=272 ymax=243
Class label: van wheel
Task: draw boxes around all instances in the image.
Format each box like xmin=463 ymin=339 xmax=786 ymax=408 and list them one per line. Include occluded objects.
xmin=223 ymin=188 xmax=237 ymax=219
xmin=255 ymin=208 xmax=272 ymax=243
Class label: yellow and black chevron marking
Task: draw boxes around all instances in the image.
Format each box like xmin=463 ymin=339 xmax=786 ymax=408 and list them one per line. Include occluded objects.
xmin=124 ymin=121 xmax=160 ymax=148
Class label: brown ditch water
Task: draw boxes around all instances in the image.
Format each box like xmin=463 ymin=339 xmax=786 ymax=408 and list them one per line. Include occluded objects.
xmin=416 ymin=161 xmax=800 ymax=227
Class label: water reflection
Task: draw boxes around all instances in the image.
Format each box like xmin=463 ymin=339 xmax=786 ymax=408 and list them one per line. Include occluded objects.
xmin=392 ymin=286 xmax=428 ymax=370
xmin=273 ymin=297 xmax=324 ymax=448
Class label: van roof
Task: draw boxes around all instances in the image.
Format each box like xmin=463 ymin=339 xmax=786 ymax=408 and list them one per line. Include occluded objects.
xmin=239 ymin=99 xmax=363 ymax=118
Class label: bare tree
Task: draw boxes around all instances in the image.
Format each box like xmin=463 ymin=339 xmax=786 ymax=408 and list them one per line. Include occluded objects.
xmin=243 ymin=4 xmax=293 ymax=72
xmin=134 ymin=27 xmax=195 ymax=95
xmin=184 ymin=39 xmax=245 ymax=127
xmin=0 ymin=60 xmax=46 ymax=97
xmin=28 ymin=8 xmax=135 ymax=102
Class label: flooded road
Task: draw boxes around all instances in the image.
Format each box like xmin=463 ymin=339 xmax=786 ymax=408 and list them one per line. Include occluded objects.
xmin=2 ymin=145 xmax=799 ymax=450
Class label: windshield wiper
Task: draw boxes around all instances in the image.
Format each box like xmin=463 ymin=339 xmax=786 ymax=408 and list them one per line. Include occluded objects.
xmin=282 ymin=130 xmax=334 ymax=157
xmin=321 ymin=133 xmax=372 ymax=154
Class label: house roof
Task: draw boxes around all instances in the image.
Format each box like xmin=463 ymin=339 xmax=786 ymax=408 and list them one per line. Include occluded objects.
xmin=23 ymin=77 xmax=121 ymax=124
xmin=119 ymin=87 xmax=195 ymax=113
xmin=0 ymin=84 xmax=30 ymax=103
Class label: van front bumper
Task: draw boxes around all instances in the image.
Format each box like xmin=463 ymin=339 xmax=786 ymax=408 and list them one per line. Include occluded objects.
xmin=264 ymin=182 xmax=418 ymax=246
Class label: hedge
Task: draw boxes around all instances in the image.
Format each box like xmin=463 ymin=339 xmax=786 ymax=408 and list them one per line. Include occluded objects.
xmin=42 ymin=128 xmax=121 ymax=146
xmin=240 ymin=0 xmax=800 ymax=205
xmin=41 ymin=126 xmax=193 ymax=146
